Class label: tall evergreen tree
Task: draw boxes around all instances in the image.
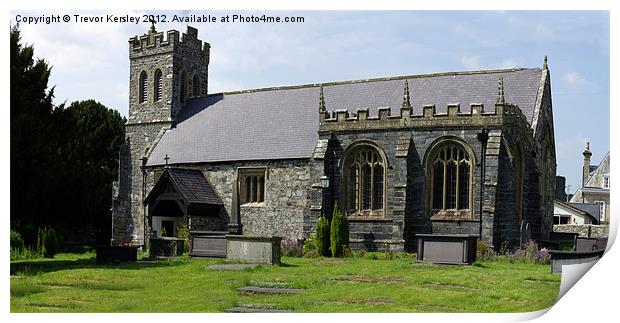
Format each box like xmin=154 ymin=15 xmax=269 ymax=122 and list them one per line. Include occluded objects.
xmin=10 ymin=25 xmax=55 ymax=240
xmin=11 ymin=26 xmax=126 ymax=245
xmin=56 ymin=100 xmax=125 ymax=243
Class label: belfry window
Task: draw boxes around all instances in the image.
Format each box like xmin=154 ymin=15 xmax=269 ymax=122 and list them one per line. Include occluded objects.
xmin=154 ymin=69 xmax=163 ymax=102
xmin=139 ymin=71 xmax=148 ymax=103
xmin=429 ymin=143 xmax=472 ymax=215
xmin=344 ymin=146 xmax=385 ymax=216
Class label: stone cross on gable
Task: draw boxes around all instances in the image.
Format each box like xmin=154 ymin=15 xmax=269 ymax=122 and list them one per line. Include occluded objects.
xmin=164 ymin=154 xmax=170 ymax=167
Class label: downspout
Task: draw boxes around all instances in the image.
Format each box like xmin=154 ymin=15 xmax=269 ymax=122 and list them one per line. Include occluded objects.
xmin=477 ymin=129 xmax=489 ymax=241
xmin=141 ymin=156 xmax=147 ymax=248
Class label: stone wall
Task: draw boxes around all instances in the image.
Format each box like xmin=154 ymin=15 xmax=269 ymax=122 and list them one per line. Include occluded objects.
xmin=112 ymin=122 xmax=169 ymax=245
xmin=146 ymin=159 xmax=314 ymax=241
xmin=112 ymin=26 xmax=210 ymax=246
xmin=553 ymin=224 xmax=609 ymax=238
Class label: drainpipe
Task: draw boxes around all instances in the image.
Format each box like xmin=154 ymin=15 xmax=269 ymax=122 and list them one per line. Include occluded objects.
xmin=141 ymin=156 xmax=148 ymax=249
xmin=477 ymin=129 xmax=489 ymax=241
xmin=326 ymin=132 xmax=336 ymax=221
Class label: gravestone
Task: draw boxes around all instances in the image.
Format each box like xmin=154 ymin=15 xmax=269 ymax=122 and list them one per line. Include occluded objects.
xmin=416 ymin=234 xmax=478 ymax=265
xmin=226 ymin=235 xmax=282 ymax=264
xmin=520 ymin=220 xmax=532 ymax=245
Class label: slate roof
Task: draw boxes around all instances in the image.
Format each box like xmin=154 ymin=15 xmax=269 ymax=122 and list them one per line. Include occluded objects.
xmin=144 ymin=168 xmax=223 ymax=205
xmin=147 ymin=68 xmax=543 ymax=166
xmin=555 ymin=199 xmax=600 ymax=224
xmin=568 ymin=203 xmax=600 ymax=221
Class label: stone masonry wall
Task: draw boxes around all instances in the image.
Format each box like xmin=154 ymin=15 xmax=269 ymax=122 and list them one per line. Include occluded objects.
xmin=146 ymin=159 xmax=314 ymax=241
xmin=112 ymin=27 xmax=210 ymax=246
xmin=553 ymin=224 xmax=609 ymax=238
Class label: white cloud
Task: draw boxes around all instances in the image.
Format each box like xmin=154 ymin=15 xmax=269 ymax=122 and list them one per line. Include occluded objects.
xmin=563 ymin=71 xmax=589 ymax=87
xmin=461 ymin=56 xmax=522 ymax=70
xmin=461 ymin=55 xmax=482 ymax=70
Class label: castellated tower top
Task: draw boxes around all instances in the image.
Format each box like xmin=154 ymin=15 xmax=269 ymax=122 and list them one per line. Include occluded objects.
xmin=128 ymin=26 xmax=210 ymax=58
xmin=127 ymin=25 xmax=210 ymax=125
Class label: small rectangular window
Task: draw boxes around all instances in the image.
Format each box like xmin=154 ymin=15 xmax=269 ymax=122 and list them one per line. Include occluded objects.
xmin=239 ymin=168 xmax=267 ymax=205
xmin=604 ymin=175 xmax=610 ymax=189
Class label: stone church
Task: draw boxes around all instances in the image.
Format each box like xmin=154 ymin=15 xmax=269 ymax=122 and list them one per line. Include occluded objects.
xmin=111 ymin=26 xmax=556 ymax=251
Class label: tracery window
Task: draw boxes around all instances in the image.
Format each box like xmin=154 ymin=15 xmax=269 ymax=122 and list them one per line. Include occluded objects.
xmin=154 ymin=69 xmax=163 ymax=102
xmin=345 ymin=146 xmax=385 ymax=216
xmin=430 ymin=143 xmax=472 ymax=215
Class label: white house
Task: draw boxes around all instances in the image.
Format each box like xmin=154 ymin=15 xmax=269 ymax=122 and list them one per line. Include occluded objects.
xmin=553 ymin=199 xmax=600 ymax=225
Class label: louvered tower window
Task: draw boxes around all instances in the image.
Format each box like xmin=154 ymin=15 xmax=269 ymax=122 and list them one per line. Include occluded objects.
xmin=154 ymin=69 xmax=163 ymax=102
xmin=139 ymin=71 xmax=148 ymax=103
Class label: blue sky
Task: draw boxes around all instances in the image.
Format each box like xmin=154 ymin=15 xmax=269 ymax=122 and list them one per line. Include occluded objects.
xmin=12 ymin=10 xmax=609 ymax=194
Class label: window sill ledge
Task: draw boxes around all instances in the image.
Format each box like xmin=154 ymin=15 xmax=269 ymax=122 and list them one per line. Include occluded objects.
xmin=347 ymin=216 xmax=392 ymax=223
xmin=430 ymin=211 xmax=475 ymax=222
xmin=240 ymin=202 xmax=266 ymax=208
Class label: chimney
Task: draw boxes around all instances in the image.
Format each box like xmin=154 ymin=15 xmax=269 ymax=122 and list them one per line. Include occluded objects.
xmin=582 ymin=142 xmax=592 ymax=187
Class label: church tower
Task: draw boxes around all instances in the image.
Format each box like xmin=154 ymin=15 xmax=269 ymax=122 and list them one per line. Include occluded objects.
xmin=111 ymin=25 xmax=210 ymax=246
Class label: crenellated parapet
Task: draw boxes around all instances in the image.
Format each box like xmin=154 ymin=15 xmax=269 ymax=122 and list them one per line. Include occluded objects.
xmin=319 ymin=102 xmax=530 ymax=133
xmin=318 ymin=77 xmax=533 ymax=135
xmin=128 ymin=26 xmax=210 ymax=58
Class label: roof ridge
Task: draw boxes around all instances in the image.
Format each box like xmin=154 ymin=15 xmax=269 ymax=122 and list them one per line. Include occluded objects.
xmin=203 ymin=67 xmax=538 ymax=97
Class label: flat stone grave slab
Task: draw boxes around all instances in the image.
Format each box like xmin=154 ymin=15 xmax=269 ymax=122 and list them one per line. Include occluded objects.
xmin=207 ymin=264 xmax=259 ymax=270
xmin=249 ymin=281 xmax=289 ymax=287
xmin=225 ymin=307 xmax=291 ymax=313
xmin=336 ymin=275 xmax=407 ymax=283
xmin=423 ymin=283 xmax=478 ymax=291
xmin=344 ymin=298 xmax=393 ymax=304
xmin=237 ymin=286 xmax=305 ymax=295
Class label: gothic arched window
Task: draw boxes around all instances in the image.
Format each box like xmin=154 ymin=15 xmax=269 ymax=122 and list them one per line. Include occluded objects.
xmin=429 ymin=142 xmax=472 ymax=217
xmin=192 ymin=74 xmax=200 ymax=97
xmin=343 ymin=145 xmax=385 ymax=217
xmin=154 ymin=69 xmax=163 ymax=102
xmin=139 ymin=71 xmax=148 ymax=103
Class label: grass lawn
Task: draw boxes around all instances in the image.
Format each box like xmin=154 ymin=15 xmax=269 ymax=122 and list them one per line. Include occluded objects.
xmin=10 ymin=252 xmax=560 ymax=313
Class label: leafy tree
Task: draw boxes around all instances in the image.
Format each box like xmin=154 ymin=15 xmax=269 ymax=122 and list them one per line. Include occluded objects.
xmin=54 ymin=100 xmax=126 ymax=244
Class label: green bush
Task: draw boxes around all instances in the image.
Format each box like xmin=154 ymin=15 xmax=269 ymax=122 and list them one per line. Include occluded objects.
xmin=175 ymin=224 xmax=190 ymax=253
xmin=10 ymin=245 xmax=39 ymax=261
xmin=330 ymin=203 xmax=349 ymax=257
xmin=302 ymin=233 xmax=317 ymax=254
xmin=10 ymin=230 xmax=24 ymax=249
xmin=477 ymin=240 xmax=496 ymax=261
xmin=315 ymin=215 xmax=331 ymax=256
xmin=37 ymin=226 xmax=60 ymax=258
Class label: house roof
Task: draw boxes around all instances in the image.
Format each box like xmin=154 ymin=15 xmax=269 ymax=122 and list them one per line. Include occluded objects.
xmin=585 ymin=151 xmax=610 ymax=187
xmin=144 ymin=168 xmax=223 ymax=205
xmin=147 ymin=68 xmax=544 ymax=166
xmin=554 ymin=199 xmax=600 ymax=224
xmin=568 ymin=203 xmax=600 ymax=221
